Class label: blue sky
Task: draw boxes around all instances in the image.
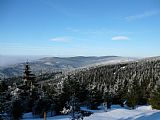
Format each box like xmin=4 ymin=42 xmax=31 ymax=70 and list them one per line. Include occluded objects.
xmin=0 ymin=0 xmax=160 ymax=57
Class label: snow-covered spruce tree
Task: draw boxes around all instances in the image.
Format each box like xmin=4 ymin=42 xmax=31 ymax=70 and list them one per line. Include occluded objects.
xmin=127 ymin=89 xmax=137 ymax=109
xmin=68 ymin=95 xmax=81 ymax=119
xmin=60 ymin=76 xmax=78 ymax=110
xmin=41 ymin=84 xmax=57 ymax=116
xmin=103 ymin=91 xmax=113 ymax=109
xmin=21 ymin=62 xmax=40 ymax=113
xmin=31 ymin=83 xmax=56 ymax=117
xmin=62 ymin=75 xmax=88 ymax=107
xmin=149 ymin=84 xmax=160 ymax=110
xmin=126 ymin=79 xmax=139 ymax=109
xmin=126 ymin=75 xmax=141 ymax=109
xmin=87 ymin=85 xmax=102 ymax=110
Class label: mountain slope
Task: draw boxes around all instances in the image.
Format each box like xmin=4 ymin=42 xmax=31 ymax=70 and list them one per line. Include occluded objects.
xmin=50 ymin=56 xmax=160 ymax=107
xmin=0 ymin=56 xmax=136 ymax=78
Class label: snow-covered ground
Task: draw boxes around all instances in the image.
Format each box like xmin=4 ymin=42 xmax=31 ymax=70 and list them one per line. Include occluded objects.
xmin=23 ymin=105 xmax=160 ymax=120
xmin=84 ymin=105 xmax=160 ymax=120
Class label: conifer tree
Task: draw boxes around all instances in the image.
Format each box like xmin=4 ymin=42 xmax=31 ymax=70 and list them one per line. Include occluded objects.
xmin=103 ymin=91 xmax=112 ymax=109
xmin=149 ymin=85 xmax=160 ymax=110
xmin=0 ymin=80 xmax=8 ymax=92
xmin=10 ymin=99 xmax=23 ymax=120
xmin=88 ymin=85 xmax=102 ymax=110
xmin=23 ymin=62 xmax=36 ymax=89
xmin=126 ymin=80 xmax=139 ymax=109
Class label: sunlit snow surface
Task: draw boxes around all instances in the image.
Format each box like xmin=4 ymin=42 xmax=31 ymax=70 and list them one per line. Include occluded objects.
xmin=23 ymin=105 xmax=160 ymax=120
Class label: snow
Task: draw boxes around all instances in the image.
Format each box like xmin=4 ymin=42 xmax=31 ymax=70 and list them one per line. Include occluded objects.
xmin=44 ymin=62 xmax=53 ymax=65
xmin=22 ymin=105 xmax=160 ymax=120
xmin=84 ymin=105 xmax=160 ymax=120
xmin=121 ymin=66 xmax=126 ymax=69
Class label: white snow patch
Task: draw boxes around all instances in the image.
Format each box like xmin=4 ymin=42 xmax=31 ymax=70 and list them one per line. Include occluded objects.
xmin=44 ymin=62 xmax=53 ymax=65
xmin=121 ymin=66 xmax=126 ymax=69
xmin=84 ymin=105 xmax=160 ymax=120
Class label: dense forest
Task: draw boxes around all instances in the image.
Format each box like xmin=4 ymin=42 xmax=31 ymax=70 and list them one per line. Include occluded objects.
xmin=1 ymin=58 xmax=160 ymax=119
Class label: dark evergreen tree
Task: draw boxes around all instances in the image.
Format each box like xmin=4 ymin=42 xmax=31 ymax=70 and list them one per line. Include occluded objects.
xmin=103 ymin=91 xmax=112 ymax=109
xmin=0 ymin=81 xmax=10 ymax=119
xmin=126 ymin=85 xmax=139 ymax=109
xmin=20 ymin=62 xmax=39 ymax=113
xmin=88 ymin=85 xmax=102 ymax=110
xmin=149 ymin=85 xmax=160 ymax=110
xmin=42 ymin=84 xmax=57 ymax=116
xmin=0 ymin=80 xmax=8 ymax=92
xmin=62 ymin=75 xmax=89 ymax=108
xmin=10 ymin=99 xmax=23 ymax=120
xmin=23 ymin=62 xmax=36 ymax=88
xmin=32 ymin=97 xmax=51 ymax=117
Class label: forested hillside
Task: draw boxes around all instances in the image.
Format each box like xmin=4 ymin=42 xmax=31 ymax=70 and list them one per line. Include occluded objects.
xmin=41 ymin=57 xmax=160 ymax=110
xmin=54 ymin=57 xmax=160 ymax=108
xmin=0 ymin=56 xmax=135 ymax=78
xmin=1 ymin=57 xmax=160 ymax=119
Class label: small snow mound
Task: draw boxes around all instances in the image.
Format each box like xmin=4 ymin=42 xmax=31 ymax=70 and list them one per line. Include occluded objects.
xmin=136 ymin=105 xmax=152 ymax=111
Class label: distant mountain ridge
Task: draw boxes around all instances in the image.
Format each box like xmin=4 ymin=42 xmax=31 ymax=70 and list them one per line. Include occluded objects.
xmin=0 ymin=55 xmax=43 ymax=67
xmin=0 ymin=56 xmax=136 ymax=78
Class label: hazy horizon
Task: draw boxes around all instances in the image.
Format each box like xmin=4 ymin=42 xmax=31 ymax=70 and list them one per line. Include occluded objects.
xmin=0 ymin=54 xmax=151 ymax=67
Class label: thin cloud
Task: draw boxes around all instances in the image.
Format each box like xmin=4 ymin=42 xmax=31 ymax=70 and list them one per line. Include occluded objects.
xmin=125 ymin=10 xmax=160 ymax=21
xmin=50 ymin=37 xmax=72 ymax=42
xmin=112 ymin=36 xmax=129 ymax=41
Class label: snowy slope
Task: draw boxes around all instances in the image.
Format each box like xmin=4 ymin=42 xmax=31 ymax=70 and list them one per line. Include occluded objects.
xmin=23 ymin=105 xmax=160 ymax=120
xmin=84 ymin=105 xmax=160 ymax=120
